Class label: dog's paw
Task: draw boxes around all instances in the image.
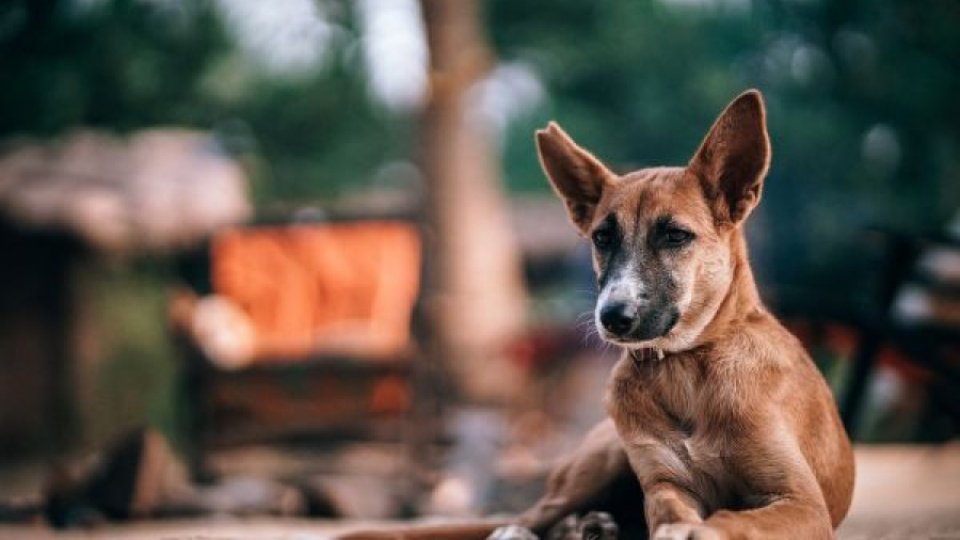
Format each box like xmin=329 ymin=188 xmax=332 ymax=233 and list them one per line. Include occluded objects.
xmin=579 ymin=512 xmax=618 ymax=540
xmin=653 ymin=523 xmax=723 ymax=540
xmin=487 ymin=525 xmax=539 ymax=540
xmin=546 ymin=515 xmax=579 ymax=540
xmin=545 ymin=512 xmax=618 ymax=540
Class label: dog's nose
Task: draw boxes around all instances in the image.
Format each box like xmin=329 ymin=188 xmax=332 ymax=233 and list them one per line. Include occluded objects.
xmin=599 ymin=302 xmax=634 ymax=336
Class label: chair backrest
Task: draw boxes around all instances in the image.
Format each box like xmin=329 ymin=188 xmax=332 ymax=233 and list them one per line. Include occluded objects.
xmin=210 ymin=220 xmax=421 ymax=362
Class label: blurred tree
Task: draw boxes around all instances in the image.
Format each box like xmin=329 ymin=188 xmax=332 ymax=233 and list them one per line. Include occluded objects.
xmin=420 ymin=0 xmax=528 ymax=403
xmin=5 ymin=0 xmax=956 ymax=281
xmin=0 ymin=0 xmax=227 ymax=134
xmin=488 ymin=0 xmax=960 ymax=305
xmin=0 ymin=0 xmax=411 ymax=204
xmin=0 ymin=0 xmax=957 ymax=452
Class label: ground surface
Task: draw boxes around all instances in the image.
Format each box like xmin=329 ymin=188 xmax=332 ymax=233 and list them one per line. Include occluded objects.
xmin=2 ymin=444 xmax=958 ymax=540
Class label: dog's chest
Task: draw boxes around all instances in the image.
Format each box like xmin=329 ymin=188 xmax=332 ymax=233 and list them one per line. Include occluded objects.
xmin=606 ymin=353 xmax=710 ymax=428
xmin=606 ymin=355 xmax=737 ymax=499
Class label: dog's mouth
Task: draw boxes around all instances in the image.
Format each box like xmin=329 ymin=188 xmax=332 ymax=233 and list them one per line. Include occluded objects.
xmin=598 ymin=308 xmax=680 ymax=345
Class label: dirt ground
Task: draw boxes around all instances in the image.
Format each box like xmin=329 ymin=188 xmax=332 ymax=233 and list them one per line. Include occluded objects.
xmin=1 ymin=444 xmax=958 ymax=540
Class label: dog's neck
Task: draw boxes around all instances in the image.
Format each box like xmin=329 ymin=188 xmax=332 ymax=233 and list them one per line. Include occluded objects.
xmin=630 ymin=230 xmax=762 ymax=362
xmin=702 ymin=229 xmax=764 ymax=337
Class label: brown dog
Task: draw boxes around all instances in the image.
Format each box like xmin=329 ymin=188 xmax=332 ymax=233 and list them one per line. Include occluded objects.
xmin=338 ymin=90 xmax=855 ymax=540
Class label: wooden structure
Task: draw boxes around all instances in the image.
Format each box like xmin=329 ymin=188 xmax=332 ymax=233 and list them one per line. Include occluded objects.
xmin=0 ymin=223 xmax=80 ymax=456
xmin=0 ymin=129 xmax=250 ymax=459
xmin=171 ymin=216 xmax=431 ymax=461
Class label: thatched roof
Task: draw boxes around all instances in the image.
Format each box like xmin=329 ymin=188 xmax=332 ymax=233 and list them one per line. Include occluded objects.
xmin=0 ymin=129 xmax=251 ymax=252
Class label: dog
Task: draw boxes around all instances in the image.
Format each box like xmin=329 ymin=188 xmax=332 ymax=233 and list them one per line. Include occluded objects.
xmin=338 ymin=90 xmax=855 ymax=540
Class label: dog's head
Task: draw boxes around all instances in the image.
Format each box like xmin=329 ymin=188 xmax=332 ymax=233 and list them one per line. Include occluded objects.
xmin=536 ymin=90 xmax=770 ymax=352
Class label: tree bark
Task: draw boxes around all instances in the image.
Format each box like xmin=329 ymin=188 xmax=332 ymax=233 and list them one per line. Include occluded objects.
xmin=419 ymin=0 xmax=527 ymax=403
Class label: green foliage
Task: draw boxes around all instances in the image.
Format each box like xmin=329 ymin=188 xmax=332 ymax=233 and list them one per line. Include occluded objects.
xmin=488 ymin=0 xmax=960 ymax=296
xmin=0 ymin=0 xmax=412 ymax=203
xmin=224 ymin=67 xmax=417 ymax=203
xmin=85 ymin=259 xmax=179 ymax=447
xmin=3 ymin=0 xmax=956 ymax=447
xmin=2 ymin=0 xmax=958 ymax=292
xmin=0 ymin=0 xmax=229 ymax=133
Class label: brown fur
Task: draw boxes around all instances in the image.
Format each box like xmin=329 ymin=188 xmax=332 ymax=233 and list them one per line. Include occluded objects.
xmin=336 ymin=90 xmax=854 ymax=540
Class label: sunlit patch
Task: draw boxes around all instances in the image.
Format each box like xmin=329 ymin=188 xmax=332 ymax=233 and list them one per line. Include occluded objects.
xmin=357 ymin=0 xmax=429 ymax=110
xmin=216 ymin=0 xmax=334 ymax=75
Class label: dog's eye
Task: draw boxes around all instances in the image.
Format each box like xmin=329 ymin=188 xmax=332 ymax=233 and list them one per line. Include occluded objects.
xmin=592 ymin=229 xmax=613 ymax=249
xmin=663 ymin=228 xmax=694 ymax=247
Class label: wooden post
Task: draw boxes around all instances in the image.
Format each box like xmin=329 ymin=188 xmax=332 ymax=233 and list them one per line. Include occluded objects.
xmin=419 ymin=0 xmax=528 ymax=404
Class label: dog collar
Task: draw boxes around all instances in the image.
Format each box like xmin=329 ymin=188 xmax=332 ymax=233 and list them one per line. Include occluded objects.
xmin=630 ymin=347 xmax=665 ymax=364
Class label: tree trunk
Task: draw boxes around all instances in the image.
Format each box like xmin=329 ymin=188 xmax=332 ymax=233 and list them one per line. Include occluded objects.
xmin=420 ymin=0 xmax=527 ymax=403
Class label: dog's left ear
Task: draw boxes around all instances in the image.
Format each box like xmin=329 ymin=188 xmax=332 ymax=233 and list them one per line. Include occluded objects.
xmin=688 ymin=89 xmax=771 ymax=225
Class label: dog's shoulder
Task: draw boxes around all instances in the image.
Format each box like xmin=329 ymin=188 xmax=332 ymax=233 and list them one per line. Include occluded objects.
xmin=695 ymin=312 xmax=817 ymax=405
xmin=713 ymin=310 xmax=806 ymax=368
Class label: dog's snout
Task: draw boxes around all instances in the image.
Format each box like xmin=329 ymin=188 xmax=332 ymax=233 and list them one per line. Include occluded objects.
xmin=599 ymin=302 xmax=634 ymax=336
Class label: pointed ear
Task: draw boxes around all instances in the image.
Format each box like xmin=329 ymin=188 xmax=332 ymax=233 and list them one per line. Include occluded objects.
xmin=688 ymin=89 xmax=771 ymax=225
xmin=535 ymin=122 xmax=616 ymax=233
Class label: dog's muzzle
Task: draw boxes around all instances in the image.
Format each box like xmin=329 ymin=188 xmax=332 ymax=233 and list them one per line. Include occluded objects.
xmin=598 ymin=301 xmax=679 ymax=342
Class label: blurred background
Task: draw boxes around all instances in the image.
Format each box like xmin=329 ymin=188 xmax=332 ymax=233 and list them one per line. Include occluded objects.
xmin=0 ymin=0 xmax=958 ymax=537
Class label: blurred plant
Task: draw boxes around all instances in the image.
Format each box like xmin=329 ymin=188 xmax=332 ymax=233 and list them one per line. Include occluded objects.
xmin=488 ymin=0 xmax=960 ymax=300
xmin=0 ymin=0 xmax=413 ymax=204
xmin=1 ymin=0 xmax=958 ymax=307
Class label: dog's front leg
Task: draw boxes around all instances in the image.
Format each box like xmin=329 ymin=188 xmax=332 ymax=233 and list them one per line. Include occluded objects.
xmin=618 ymin=434 xmax=734 ymax=540
xmin=644 ymin=481 xmax=705 ymax=530
xmin=617 ymin=440 xmax=710 ymax=539
xmin=651 ymin=436 xmax=833 ymax=540
xmin=701 ymin=479 xmax=832 ymax=539
xmin=642 ymin=479 xmax=728 ymax=540
xmin=647 ymin=477 xmax=831 ymax=540
xmin=703 ymin=434 xmax=833 ymax=540
xmin=702 ymin=498 xmax=831 ymax=540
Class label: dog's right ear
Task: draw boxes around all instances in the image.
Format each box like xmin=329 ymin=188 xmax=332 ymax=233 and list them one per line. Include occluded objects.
xmin=535 ymin=122 xmax=616 ymax=234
